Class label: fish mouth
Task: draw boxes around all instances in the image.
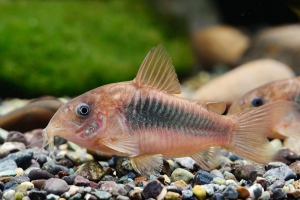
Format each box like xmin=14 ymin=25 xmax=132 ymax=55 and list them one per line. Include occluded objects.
xmin=42 ymin=127 xmax=64 ymax=152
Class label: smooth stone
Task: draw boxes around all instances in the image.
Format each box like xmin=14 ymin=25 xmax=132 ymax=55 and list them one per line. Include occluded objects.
xmin=223 ymin=171 xmax=237 ymax=182
xmin=210 ymin=169 xmax=224 ymax=178
xmin=0 ymin=159 xmax=18 ymax=172
xmin=256 ymin=179 xmax=270 ymax=191
xmin=75 ymin=161 xmax=104 ymax=182
xmin=202 ymin=184 xmax=214 ymax=196
xmin=0 ymin=181 xmax=4 ymax=191
xmin=212 ymin=177 xmax=227 ymax=185
xmin=115 ymin=157 xmax=134 ymax=177
xmin=293 ymin=181 xmax=300 ymax=189
xmin=15 ymin=191 xmax=23 ymax=200
xmin=171 ymin=168 xmax=194 ymax=185
xmin=28 ymin=169 xmax=55 ymax=181
xmin=272 ymin=188 xmax=286 ymax=200
xmin=69 ymin=193 xmax=82 ymax=200
xmin=258 ymin=191 xmax=270 ymax=200
xmin=66 ymin=150 xmax=94 ymax=165
xmin=42 ymin=178 xmax=70 ymax=195
xmin=0 ymin=149 xmax=33 ymax=169
xmin=31 ymin=179 xmax=46 ymax=190
xmin=4 ymin=180 xmax=18 ymax=190
xmin=84 ymin=193 xmax=98 ymax=200
xmin=0 ymin=128 xmax=8 ymax=143
xmin=28 ymin=190 xmax=47 ymax=200
xmin=264 ymin=175 xmax=279 ymax=183
xmin=100 ymin=181 xmax=118 ymax=194
xmin=5 ymin=131 xmax=27 ymax=146
xmin=141 ymin=179 xmax=167 ymax=200
xmin=14 ymin=182 xmax=34 ymax=195
xmin=194 ymin=170 xmax=216 ymax=185
xmin=68 ymin=185 xmax=79 ymax=196
xmin=62 ymin=175 xmax=76 ymax=185
xmin=73 ymin=175 xmax=90 ymax=187
xmin=284 ymin=172 xmax=297 ymax=181
xmin=249 ymin=183 xmax=263 ymax=199
xmin=234 ymin=164 xmax=265 ymax=182
xmin=174 ymin=157 xmax=196 ymax=170
xmin=268 ymin=180 xmax=285 ymax=191
xmin=0 ymin=142 xmax=26 ymax=158
xmin=116 ymin=195 xmax=130 ymax=200
xmin=287 ymin=189 xmax=300 ymax=198
xmin=263 ymin=165 xmax=293 ymax=181
xmin=129 ymin=189 xmax=142 ymax=200
xmin=182 ymin=189 xmax=193 ymax=199
xmin=2 ymin=189 xmax=15 ymax=200
xmin=93 ymin=190 xmax=112 ymax=200
xmin=0 ymin=170 xmax=17 ymax=177
xmin=222 ymin=185 xmax=238 ymax=199
xmin=236 ymin=186 xmax=250 ymax=199
xmin=270 ymin=139 xmax=283 ymax=151
xmin=46 ymin=194 xmax=60 ymax=200
xmin=289 ymin=161 xmax=300 ymax=178
xmin=173 ymin=180 xmax=188 ymax=189
xmin=164 ymin=191 xmax=180 ymax=200
xmin=193 ymin=185 xmax=206 ymax=200
xmin=49 ymin=164 xmax=69 ymax=175
xmin=212 ymin=192 xmax=224 ymax=200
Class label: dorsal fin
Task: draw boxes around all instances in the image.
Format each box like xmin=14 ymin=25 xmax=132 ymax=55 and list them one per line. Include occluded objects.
xmin=197 ymin=101 xmax=226 ymax=115
xmin=133 ymin=44 xmax=181 ymax=94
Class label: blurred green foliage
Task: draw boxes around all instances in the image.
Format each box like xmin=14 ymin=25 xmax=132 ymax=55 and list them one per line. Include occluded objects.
xmin=0 ymin=0 xmax=192 ymax=98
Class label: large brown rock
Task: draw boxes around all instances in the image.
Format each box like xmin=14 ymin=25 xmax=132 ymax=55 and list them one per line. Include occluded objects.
xmin=193 ymin=59 xmax=295 ymax=104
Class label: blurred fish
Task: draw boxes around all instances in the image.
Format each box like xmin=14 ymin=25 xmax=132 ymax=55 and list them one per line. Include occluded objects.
xmin=228 ymin=77 xmax=300 ymax=139
xmin=42 ymin=44 xmax=299 ymax=176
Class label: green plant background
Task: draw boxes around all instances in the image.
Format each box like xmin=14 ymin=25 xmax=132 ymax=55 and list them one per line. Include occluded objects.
xmin=0 ymin=0 xmax=193 ymax=98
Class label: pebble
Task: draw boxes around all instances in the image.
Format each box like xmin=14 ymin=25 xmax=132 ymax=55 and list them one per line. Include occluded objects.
xmin=28 ymin=169 xmax=55 ymax=180
xmin=210 ymin=169 xmax=224 ymax=178
xmin=194 ymin=170 xmax=216 ymax=185
xmin=141 ymin=179 xmax=167 ymax=200
xmin=182 ymin=189 xmax=193 ymax=199
xmin=49 ymin=164 xmax=69 ymax=175
xmin=284 ymin=172 xmax=297 ymax=181
xmin=272 ymin=188 xmax=286 ymax=200
xmin=236 ymin=186 xmax=250 ymax=199
xmin=164 ymin=191 xmax=180 ymax=200
xmin=287 ymin=189 xmax=300 ymax=198
xmin=93 ymin=190 xmax=112 ymax=200
xmin=212 ymin=192 xmax=224 ymax=200
xmin=222 ymin=185 xmax=238 ymax=199
xmin=3 ymin=189 xmax=15 ymax=200
xmin=46 ymin=194 xmax=60 ymax=200
xmin=28 ymin=190 xmax=47 ymax=200
xmin=248 ymin=183 xmax=263 ymax=199
xmin=0 ymin=159 xmax=18 ymax=172
xmin=73 ymin=175 xmax=90 ymax=187
xmin=267 ymin=180 xmax=285 ymax=191
xmin=263 ymin=165 xmax=293 ymax=180
xmin=0 ymin=142 xmax=26 ymax=158
xmin=173 ymin=180 xmax=188 ymax=189
xmin=193 ymin=185 xmax=206 ymax=200
xmin=202 ymin=184 xmax=214 ymax=196
xmin=234 ymin=164 xmax=265 ymax=182
xmin=0 ymin=149 xmax=33 ymax=169
xmin=42 ymin=178 xmax=70 ymax=195
xmin=171 ymin=168 xmax=194 ymax=184
xmin=258 ymin=191 xmax=270 ymax=200
xmin=99 ymin=181 xmax=118 ymax=193
xmin=75 ymin=161 xmax=104 ymax=182
xmin=129 ymin=189 xmax=142 ymax=200
xmin=5 ymin=131 xmax=28 ymax=146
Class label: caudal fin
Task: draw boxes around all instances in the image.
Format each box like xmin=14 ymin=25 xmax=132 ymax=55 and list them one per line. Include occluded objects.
xmin=228 ymin=101 xmax=299 ymax=164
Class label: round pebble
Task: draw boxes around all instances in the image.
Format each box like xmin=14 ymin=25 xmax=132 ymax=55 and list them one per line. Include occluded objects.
xmin=194 ymin=170 xmax=216 ymax=185
xmin=236 ymin=186 xmax=250 ymax=199
xmin=171 ymin=168 xmax=194 ymax=184
xmin=222 ymin=185 xmax=238 ymax=199
xmin=42 ymin=178 xmax=70 ymax=195
xmin=193 ymin=185 xmax=206 ymax=200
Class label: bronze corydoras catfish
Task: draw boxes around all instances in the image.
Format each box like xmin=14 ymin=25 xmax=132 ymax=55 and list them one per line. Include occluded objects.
xmin=43 ymin=44 xmax=299 ymax=176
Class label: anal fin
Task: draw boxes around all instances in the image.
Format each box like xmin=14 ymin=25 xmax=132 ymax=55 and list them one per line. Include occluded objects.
xmin=190 ymin=147 xmax=222 ymax=171
xmin=130 ymin=154 xmax=163 ymax=177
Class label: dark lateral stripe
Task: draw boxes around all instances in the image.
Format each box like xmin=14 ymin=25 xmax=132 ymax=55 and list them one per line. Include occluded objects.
xmin=125 ymin=97 xmax=212 ymax=135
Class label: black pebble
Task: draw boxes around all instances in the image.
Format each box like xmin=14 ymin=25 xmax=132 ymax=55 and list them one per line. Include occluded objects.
xmin=212 ymin=192 xmax=224 ymax=200
xmin=62 ymin=174 xmax=76 ymax=185
xmin=0 ymin=149 xmax=33 ymax=169
xmin=49 ymin=164 xmax=68 ymax=175
xmin=33 ymin=154 xmax=48 ymax=166
xmin=141 ymin=179 xmax=164 ymax=199
xmin=0 ymin=181 xmax=4 ymax=191
xmin=28 ymin=169 xmax=54 ymax=181
xmin=4 ymin=180 xmax=18 ymax=191
xmin=284 ymin=172 xmax=297 ymax=181
xmin=194 ymin=170 xmax=217 ymax=185
xmin=28 ymin=190 xmax=47 ymax=200
xmin=272 ymin=188 xmax=286 ymax=200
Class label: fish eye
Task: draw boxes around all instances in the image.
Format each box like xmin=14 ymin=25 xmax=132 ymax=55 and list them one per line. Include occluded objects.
xmin=251 ymin=98 xmax=263 ymax=107
xmin=76 ymin=103 xmax=90 ymax=117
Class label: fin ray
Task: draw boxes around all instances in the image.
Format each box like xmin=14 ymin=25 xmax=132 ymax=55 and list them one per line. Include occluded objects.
xmin=130 ymin=154 xmax=163 ymax=177
xmin=133 ymin=44 xmax=181 ymax=94
xmin=190 ymin=147 xmax=222 ymax=171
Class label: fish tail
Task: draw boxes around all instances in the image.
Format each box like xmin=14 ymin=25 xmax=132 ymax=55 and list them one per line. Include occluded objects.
xmin=228 ymin=101 xmax=299 ymax=164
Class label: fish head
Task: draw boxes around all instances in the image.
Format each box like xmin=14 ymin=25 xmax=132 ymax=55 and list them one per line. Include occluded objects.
xmin=42 ymin=85 xmax=115 ymax=150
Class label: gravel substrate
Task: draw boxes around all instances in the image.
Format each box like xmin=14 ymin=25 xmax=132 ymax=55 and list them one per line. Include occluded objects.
xmin=1 ymin=128 xmax=300 ymax=200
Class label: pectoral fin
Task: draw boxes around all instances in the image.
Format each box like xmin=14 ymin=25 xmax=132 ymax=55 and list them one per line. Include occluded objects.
xmin=130 ymin=154 xmax=163 ymax=177
xmin=102 ymin=135 xmax=140 ymax=156
xmin=190 ymin=147 xmax=222 ymax=170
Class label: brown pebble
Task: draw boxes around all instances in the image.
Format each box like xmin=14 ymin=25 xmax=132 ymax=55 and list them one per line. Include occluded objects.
xmin=293 ymin=181 xmax=300 ymax=189
xmin=173 ymin=180 xmax=188 ymax=189
xmin=32 ymin=179 xmax=46 ymax=190
xmin=287 ymin=189 xmax=300 ymax=198
xmin=89 ymin=181 xmax=99 ymax=189
xmin=73 ymin=175 xmax=90 ymax=187
xmin=289 ymin=161 xmax=300 ymax=178
xmin=256 ymin=179 xmax=269 ymax=191
xmin=134 ymin=176 xmax=147 ymax=184
xmin=236 ymin=186 xmax=250 ymax=199
xmin=58 ymin=171 xmax=70 ymax=178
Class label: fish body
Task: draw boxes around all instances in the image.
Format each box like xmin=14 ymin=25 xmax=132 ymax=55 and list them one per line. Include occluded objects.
xmin=228 ymin=77 xmax=300 ymax=139
xmin=43 ymin=44 xmax=300 ymax=176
